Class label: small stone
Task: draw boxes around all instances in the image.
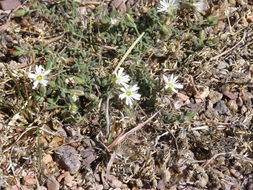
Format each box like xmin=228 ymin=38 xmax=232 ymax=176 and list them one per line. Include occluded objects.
xmin=54 ymin=145 xmax=81 ymax=174
xmin=205 ymin=108 xmax=218 ymax=119
xmin=43 ymin=154 xmax=53 ymax=165
xmin=80 ymin=149 xmax=96 ymax=167
xmin=0 ymin=0 xmax=21 ymax=10
xmin=214 ymin=100 xmax=228 ymax=115
xmin=223 ymin=91 xmax=238 ymax=100
xmin=230 ymin=168 xmax=243 ymax=179
xmin=241 ymin=106 xmax=247 ymax=114
xmin=47 ymin=176 xmax=60 ymax=190
xmin=227 ymin=100 xmax=238 ymax=112
xmin=208 ymin=90 xmax=223 ymax=105
xmin=236 ymin=97 xmax=243 ymax=107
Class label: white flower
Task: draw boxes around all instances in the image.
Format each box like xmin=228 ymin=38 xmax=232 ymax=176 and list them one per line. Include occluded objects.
xmin=157 ymin=0 xmax=179 ymax=15
xmin=193 ymin=0 xmax=207 ymax=13
xmin=163 ymin=74 xmax=183 ymax=93
xmin=114 ymin=67 xmax=130 ymax=87
xmin=119 ymin=84 xmax=141 ymax=107
xmin=110 ymin=18 xmax=118 ymax=25
xmin=69 ymin=104 xmax=78 ymax=113
xmin=72 ymin=95 xmax=78 ymax=102
xmin=28 ymin=65 xmax=51 ymax=89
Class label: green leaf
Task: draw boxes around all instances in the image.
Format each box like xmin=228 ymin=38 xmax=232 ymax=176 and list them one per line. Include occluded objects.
xmin=74 ymin=76 xmax=85 ymax=84
xmin=14 ymin=9 xmax=28 ymax=17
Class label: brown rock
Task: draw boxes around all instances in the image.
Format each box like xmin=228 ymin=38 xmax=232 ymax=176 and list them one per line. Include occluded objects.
xmin=0 ymin=0 xmax=21 ymax=10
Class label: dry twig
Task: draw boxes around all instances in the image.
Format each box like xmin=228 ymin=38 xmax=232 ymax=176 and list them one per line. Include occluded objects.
xmin=108 ymin=111 xmax=159 ymax=149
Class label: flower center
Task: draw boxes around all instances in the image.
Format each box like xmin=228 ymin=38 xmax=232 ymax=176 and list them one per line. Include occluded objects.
xmin=167 ymin=6 xmax=172 ymax=12
xmin=168 ymin=83 xmax=174 ymax=87
xmin=37 ymin=75 xmax=43 ymax=81
xmin=126 ymin=91 xmax=132 ymax=96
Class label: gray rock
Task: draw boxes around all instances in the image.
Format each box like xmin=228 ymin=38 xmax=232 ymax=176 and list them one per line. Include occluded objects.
xmin=80 ymin=149 xmax=96 ymax=167
xmin=214 ymin=100 xmax=228 ymax=115
xmin=54 ymin=145 xmax=81 ymax=174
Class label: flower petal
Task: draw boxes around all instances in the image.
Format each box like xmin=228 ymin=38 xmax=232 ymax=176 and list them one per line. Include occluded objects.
xmin=32 ymin=80 xmax=39 ymax=89
xmin=43 ymin=69 xmax=51 ymax=76
xmin=28 ymin=73 xmax=36 ymax=79
xmin=40 ymin=79 xmax=48 ymax=86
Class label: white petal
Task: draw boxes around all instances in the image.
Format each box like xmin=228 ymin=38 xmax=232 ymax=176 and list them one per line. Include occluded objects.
xmin=40 ymin=79 xmax=48 ymax=86
xmin=120 ymin=82 xmax=129 ymax=88
xmin=35 ymin=65 xmax=43 ymax=74
xmin=174 ymin=83 xmax=183 ymax=89
xmin=33 ymin=80 xmax=39 ymax=89
xmin=163 ymin=75 xmax=169 ymax=83
xmin=43 ymin=69 xmax=51 ymax=76
xmin=171 ymin=87 xmax=178 ymax=93
xmin=28 ymin=73 xmax=36 ymax=79
xmin=120 ymin=87 xmax=127 ymax=92
xmin=118 ymin=67 xmax=124 ymax=76
xmin=119 ymin=94 xmax=126 ymax=100
xmin=130 ymin=84 xmax=139 ymax=92
xmin=132 ymin=93 xmax=141 ymax=100
xmin=125 ymin=97 xmax=133 ymax=107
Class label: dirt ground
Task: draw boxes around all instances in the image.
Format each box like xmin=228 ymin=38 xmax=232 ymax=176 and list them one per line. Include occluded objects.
xmin=0 ymin=0 xmax=253 ymax=189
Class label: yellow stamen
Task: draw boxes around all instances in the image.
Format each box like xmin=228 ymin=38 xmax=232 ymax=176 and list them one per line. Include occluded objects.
xmin=167 ymin=6 xmax=172 ymax=12
xmin=126 ymin=91 xmax=132 ymax=96
xmin=168 ymin=83 xmax=174 ymax=87
xmin=37 ymin=75 xmax=43 ymax=80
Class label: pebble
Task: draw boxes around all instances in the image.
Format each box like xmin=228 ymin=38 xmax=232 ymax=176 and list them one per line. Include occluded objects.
xmin=241 ymin=106 xmax=247 ymax=114
xmin=0 ymin=0 xmax=21 ymax=10
xmin=54 ymin=145 xmax=81 ymax=174
xmin=227 ymin=100 xmax=238 ymax=112
xmin=214 ymin=100 xmax=228 ymax=115
xmin=208 ymin=90 xmax=223 ymax=105
xmin=230 ymin=168 xmax=243 ymax=179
